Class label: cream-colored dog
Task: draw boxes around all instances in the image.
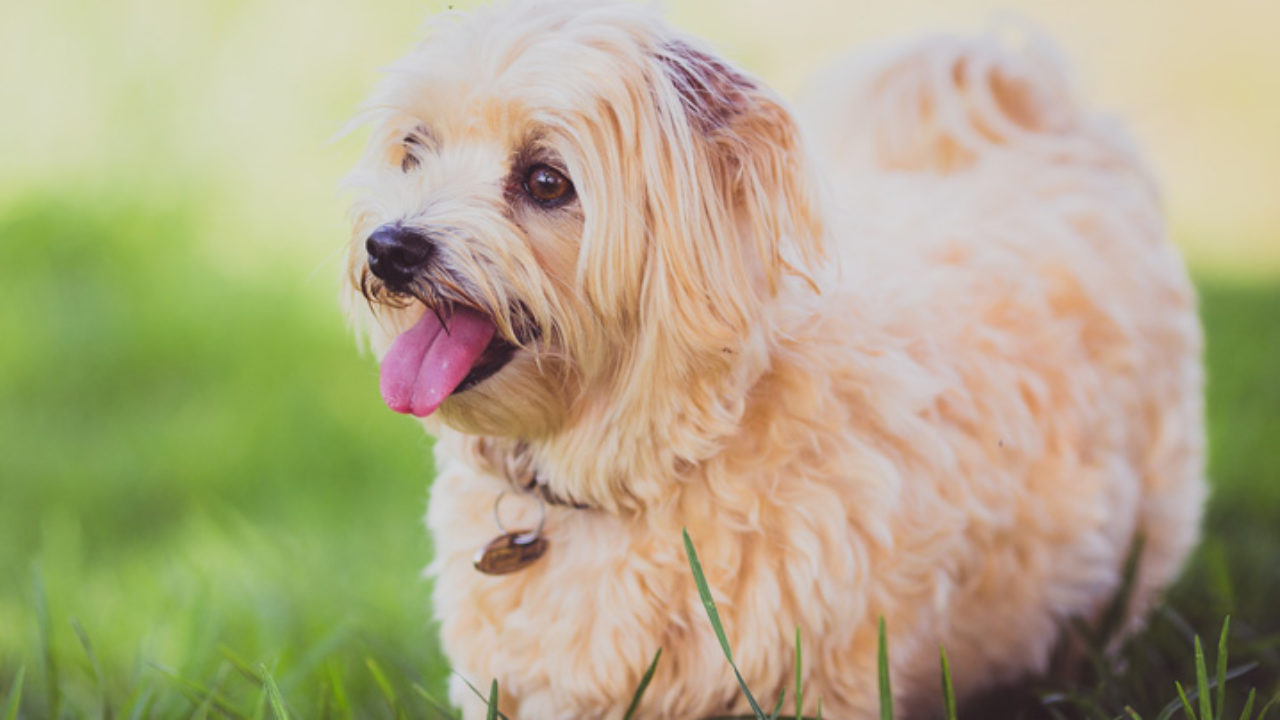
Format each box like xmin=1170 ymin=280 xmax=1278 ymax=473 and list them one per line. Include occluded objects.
xmin=342 ymin=2 xmax=1205 ymax=717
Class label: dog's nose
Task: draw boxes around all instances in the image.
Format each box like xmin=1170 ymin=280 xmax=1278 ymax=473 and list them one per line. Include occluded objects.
xmin=366 ymin=224 xmax=434 ymax=287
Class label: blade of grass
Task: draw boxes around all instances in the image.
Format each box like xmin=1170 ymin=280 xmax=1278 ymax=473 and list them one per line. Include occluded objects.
xmin=1239 ymin=689 xmax=1255 ymax=720
xmin=1156 ymin=664 xmax=1260 ymax=720
xmin=218 ymin=646 xmax=264 ymax=686
xmin=817 ymin=696 xmax=822 ymax=720
xmin=768 ymin=689 xmax=785 ymax=720
xmin=121 ymin=685 xmax=154 ymax=720
xmin=71 ymin=619 xmax=112 ymax=720
xmin=33 ymin=566 xmax=60 ymax=720
xmin=148 ymin=663 xmax=245 ymax=720
xmin=191 ymin=665 xmax=229 ymax=720
xmin=486 ymin=680 xmax=498 ymax=720
xmin=1258 ymin=691 xmax=1279 ymax=720
xmin=683 ymin=529 xmax=767 ymax=719
xmin=795 ymin=627 xmax=803 ymax=720
xmin=325 ymin=663 xmax=351 ymax=720
xmin=1176 ymin=680 xmax=1198 ymax=720
xmin=259 ymin=665 xmax=290 ymax=720
xmin=1215 ymin=618 xmax=1230 ymax=720
xmin=1196 ymin=636 xmax=1211 ymax=720
xmin=281 ymin=623 xmax=352 ymax=686
xmin=365 ymin=658 xmax=399 ymax=719
xmin=1125 ymin=708 xmax=1144 ymax=720
xmin=411 ymin=683 xmax=458 ymax=719
xmin=455 ymin=675 xmax=509 ymax=720
xmin=622 ymin=649 xmax=662 ymax=720
xmin=250 ymin=686 xmax=267 ymax=720
xmin=4 ymin=666 xmax=25 ymax=720
xmin=878 ymin=617 xmax=893 ymax=720
xmin=317 ymin=677 xmax=332 ymax=720
xmin=939 ymin=646 xmax=957 ymax=720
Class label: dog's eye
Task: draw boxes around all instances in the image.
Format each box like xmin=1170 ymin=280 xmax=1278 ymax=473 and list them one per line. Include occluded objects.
xmin=523 ymin=164 xmax=574 ymax=206
xmin=401 ymin=135 xmax=421 ymax=173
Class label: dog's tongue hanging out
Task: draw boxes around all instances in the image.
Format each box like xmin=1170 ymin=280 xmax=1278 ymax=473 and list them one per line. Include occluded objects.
xmin=379 ymin=308 xmax=496 ymax=417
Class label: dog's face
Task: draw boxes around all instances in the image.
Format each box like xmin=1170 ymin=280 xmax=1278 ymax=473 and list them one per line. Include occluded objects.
xmin=344 ymin=0 xmax=823 ymax=500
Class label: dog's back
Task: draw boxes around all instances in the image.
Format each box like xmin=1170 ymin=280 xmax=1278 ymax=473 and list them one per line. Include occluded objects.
xmin=798 ymin=30 xmax=1206 ymax=712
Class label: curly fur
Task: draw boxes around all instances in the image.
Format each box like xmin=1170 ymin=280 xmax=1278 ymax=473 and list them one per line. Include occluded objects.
xmin=341 ymin=2 xmax=1205 ymax=717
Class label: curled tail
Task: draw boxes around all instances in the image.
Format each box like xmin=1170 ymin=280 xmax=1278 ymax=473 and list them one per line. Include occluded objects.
xmin=805 ymin=26 xmax=1141 ymax=176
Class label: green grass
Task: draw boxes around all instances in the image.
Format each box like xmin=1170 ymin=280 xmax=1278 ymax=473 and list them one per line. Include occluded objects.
xmin=0 ymin=189 xmax=1277 ymax=718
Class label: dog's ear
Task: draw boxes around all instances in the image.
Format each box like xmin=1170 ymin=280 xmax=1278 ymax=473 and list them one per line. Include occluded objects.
xmin=654 ymin=40 xmax=825 ymax=295
xmin=570 ymin=40 xmax=828 ymax=506
xmin=534 ymin=38 xmax=830 ymax=509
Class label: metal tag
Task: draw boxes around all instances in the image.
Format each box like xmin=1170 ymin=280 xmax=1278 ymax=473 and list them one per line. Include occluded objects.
xmin=473 ymin=531 xmax=548 ymax=575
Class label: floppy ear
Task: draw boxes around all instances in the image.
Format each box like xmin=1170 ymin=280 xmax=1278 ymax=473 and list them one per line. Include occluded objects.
xmin=528 ymin=37 xmax=829 ymax=511
xmin=654 ymin=40 xmax=826 ymax=297
xmin=599 ymin=40 xmax=826 ymax=497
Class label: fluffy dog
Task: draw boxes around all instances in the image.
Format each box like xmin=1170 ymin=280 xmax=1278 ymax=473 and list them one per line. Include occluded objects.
xmin=342 ymin=2 xmax=1204 ymax=717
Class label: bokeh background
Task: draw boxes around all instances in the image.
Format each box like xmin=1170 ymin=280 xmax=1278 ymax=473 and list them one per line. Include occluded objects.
xmin=1 ymin=0 xmax=1276 ymax=716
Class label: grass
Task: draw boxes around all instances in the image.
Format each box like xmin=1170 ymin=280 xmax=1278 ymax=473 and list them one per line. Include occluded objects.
xmin=0 ymin=189 xmax=1277 ymax=718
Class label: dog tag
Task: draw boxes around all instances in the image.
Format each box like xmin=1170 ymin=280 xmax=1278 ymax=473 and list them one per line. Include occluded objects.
xmin=473 ymin=531 xmax=547 ymax=575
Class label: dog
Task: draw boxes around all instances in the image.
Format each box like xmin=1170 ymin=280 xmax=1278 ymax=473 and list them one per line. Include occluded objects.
xmin=341 ymin=2 xmax=1205 ymax=717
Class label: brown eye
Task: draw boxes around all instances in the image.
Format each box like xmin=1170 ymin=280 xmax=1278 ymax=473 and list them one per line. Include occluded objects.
xmin=523 ymin=164 xmax=574 ymax=206
xmin=401 ymin=135 xmax=421 ymax=172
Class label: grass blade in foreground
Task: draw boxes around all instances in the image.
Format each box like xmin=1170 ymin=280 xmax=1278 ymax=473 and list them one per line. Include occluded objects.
xmin=1257 ymin=691 xmax=1279 ymax=719
xmin=220 ymin=645 xmax=265 ymax=685
xmin=122 ymin=685 xmax=155 ymax=720
xmin=33 ymin=567 xmax=60 ymax=720
xmin=623 ymin=649 xmax=662 ymax=720
xmin=1215 ymin=618 xmax=1230 ymax=720
xmin=3 ymin=666 xmax=24 ymax=720
xmin=71 ymin=619 xmax=110 ymax=720
xmin=366 ymin=657 xmax=400 ymax=719
xmin=939 ymin=646 xmax=957 ymax=720
xmin=1197 ymin=636 xmax=1211 ymax=720
xmin=683 ymin=528 xmax=768 ymax=720
xmin=487 ymin=680 xmax=499 ymax=720
xmin=260 ymin=665 xmax=291 ymax=720
xmin=1176 ymin=680 xmax=1197 ymax=719
xmin=768 ymin=689 xmax=786 ymax=720
xmin=1240 ymin=688 xmax=1255 ymax=720
xmin=325 ymin=663 xmax=352 ymax=720
xmin=457 ymin=674 xmax=510 ymax=720
xmin=795 ymin=626 xmax=803 ymax=720
xmin=412 ymin=683 xmax=459 ymax=719
xmin=148 ymin=662 xmax=245 ymax=719
xmin=878 ymin=618 xmax=893 ymax=720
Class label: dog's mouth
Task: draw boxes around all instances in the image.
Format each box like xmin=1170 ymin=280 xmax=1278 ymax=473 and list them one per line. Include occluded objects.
xmin=379 ymin=306 xmax=520 ymax=417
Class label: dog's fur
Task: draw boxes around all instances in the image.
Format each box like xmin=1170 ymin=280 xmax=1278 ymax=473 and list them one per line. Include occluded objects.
xmin=342 ymin=2 xmax=1205 ymax=717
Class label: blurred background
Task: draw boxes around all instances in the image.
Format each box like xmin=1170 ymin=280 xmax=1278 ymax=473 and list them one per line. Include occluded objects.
xmin=1 ymin=0 xmax=1276 ymax=716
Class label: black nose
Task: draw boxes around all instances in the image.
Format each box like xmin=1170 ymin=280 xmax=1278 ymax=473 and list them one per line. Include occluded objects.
xmin=366 ymin=224 xmax=434 ymax=288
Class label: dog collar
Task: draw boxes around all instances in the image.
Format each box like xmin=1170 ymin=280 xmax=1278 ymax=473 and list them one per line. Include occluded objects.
xmin=524 ymin=474 xmax=592 ymax=510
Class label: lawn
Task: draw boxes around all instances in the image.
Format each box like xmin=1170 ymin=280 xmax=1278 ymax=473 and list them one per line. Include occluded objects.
xmin=1 ymin=185 xmax=1277 ymax=718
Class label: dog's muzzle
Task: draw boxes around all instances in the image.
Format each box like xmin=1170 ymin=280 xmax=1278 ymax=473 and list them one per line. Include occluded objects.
xmin=366 ymin=224 xmax=434 ymax=292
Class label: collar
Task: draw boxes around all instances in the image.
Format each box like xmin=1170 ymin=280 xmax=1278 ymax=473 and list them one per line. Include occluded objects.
xmin=473 ymin=437 xmax=595 ymax=511
xmin=523 ymin=474 xmax=592 ymax=510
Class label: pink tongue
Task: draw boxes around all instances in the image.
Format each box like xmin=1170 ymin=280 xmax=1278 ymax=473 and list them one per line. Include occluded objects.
xmin=379 ymin=307 xmax=497 ymax=417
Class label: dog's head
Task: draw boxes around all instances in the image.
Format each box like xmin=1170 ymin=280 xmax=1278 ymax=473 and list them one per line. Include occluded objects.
xmin=343 ymin=0 xmax=824 ymax=509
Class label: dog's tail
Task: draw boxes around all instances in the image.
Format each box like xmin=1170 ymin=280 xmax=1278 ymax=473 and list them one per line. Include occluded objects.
xmin=803 ymin=24 xmax=1146 ymax=179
